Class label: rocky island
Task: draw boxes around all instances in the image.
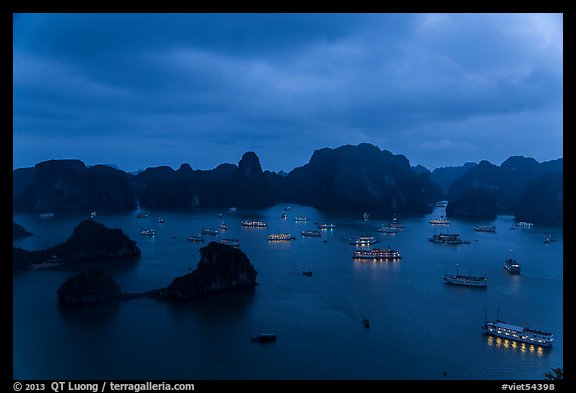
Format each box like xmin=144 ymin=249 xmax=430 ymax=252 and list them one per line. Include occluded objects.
xmin=57 ymin=266 xmax=121 ymax=307
xmin=13 ymin=219 xmax=141 ymax=271
xmin=152 ymin=241 xmax=258 ymax=302
xmin=56 ymin=242 xmax=258 ymax=307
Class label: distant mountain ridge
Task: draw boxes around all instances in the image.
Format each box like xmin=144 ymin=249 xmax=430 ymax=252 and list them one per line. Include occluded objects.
xmin=12 ymin=144 xmax=563 ymax=225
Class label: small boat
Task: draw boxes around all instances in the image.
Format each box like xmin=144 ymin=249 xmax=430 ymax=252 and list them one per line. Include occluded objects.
xmin=302 ymin=271 xmax=313 ymax=276
xmin=474 ymin=225 xmax=496 ymax=232
xmin=219 ymin=239 xmax=240 ymax=247
xmin=350 ymin=236 xmax=380 ymax=246
xmin=504 ymin=250 xmax=521 ymax=274
xmin=90 ymin=211 xmax=97 ymax=219
xmin=219 ymin=222 xmax=229 ymax=230
xmin=516 ymin=221 xmax=534 ymax=228
xmin=301 ymin=230 xmax=322 ymax=237
xmin=140 ymin=229 xmax=155 ymax=236
xmin=363 ymin=319 xmax=371 ymax=328
xmin=294 ymin=216 xmax=307 ymax=222
xmin=201 ymin=228 xmax=219 ymax=235
xmin=388 ymin=216 xmax=405 ymax=229
xmin=188 ymin=235 xmax=205 ymax=242
xmin=251 ymin=334 xmax=277 ymax=343
xmin=430 ymin=216 xmax=450 ymax=225
xmin=268 ymin=233 xmax=296 ymax=241
xmin=429 ymin=233 xmax=470 ymax=245
xmin=39 ymin=213 xmax=54 ymax=219
xmin=241 ymin=220 xmax=267 ymax=228
xmin=137 ymin=212 xmax=148 ymax=218
xmin=317 ymin=223 xmax=336 ymax=229
xmin=482 ymin=310 xmax=553 ymax=347
xmin=282 ymin=211 xmax=287 ymax=219
xmin=158 ymin=217 xmax=164 ymax=224
xmin=353 ymin=247 xmax=402 ymax=261
xmin=229 ymin=207 xmax=237 ymax=213
xmin=363 ymin=212 xmax=369 ymax=221
xmin=543 ymin=234 xmax=552 ymax=243
xmin=444 ymin=265 xmax=487 ymax=287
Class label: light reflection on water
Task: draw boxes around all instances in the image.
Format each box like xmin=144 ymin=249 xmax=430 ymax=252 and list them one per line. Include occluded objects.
xmin=13 ymin=205 xmax=563 ymax=380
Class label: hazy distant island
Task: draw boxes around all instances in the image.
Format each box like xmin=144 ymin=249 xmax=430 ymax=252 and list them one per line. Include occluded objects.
xmin=13 ymin=219 xmax=141 ymax=271
xmin=57 ymin=242 xmax=258 ymax=307
xmin=13 ymin=222 xmax=33 ymax=239
xmin=12 ymin=143 xmax=563 ymax=225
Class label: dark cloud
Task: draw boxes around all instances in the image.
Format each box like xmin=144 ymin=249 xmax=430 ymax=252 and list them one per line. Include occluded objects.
xmin=13 ymin=13 xmax=563 ymax=172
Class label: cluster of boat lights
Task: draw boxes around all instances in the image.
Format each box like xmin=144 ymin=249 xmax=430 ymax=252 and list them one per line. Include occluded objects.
xmin=134 ymin=206 xmax=553 ymax=352
xmin=487 ymin=336 xmax=544 ymax=355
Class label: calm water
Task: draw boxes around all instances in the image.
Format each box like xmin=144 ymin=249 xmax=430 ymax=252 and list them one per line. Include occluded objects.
xmin=13 ymin=205 xmax=563 ymax=380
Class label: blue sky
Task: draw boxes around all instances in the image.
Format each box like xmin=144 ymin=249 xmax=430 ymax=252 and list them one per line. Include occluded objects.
xmin=13 ymin=13 xmax=563 ymax=172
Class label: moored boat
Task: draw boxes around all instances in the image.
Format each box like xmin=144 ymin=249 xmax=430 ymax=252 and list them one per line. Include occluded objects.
xmin=353 ymin=247 xmax=401 ymax=261
xmin=482 ymin=311 xmax=553 ymax=347
xmin=188 ymin=235 xmax=204 ymax=242
xmin=504 ymin=250 xmax=521 ymax=274
xmin=301 ymin=230 xmax=322 ymax=237
xmin=251 ymin=334 xmax=277 ymax=343
xmin=444 ymin=265 xmax=487 ymax=287
xmin=430 ymin=217 xmax=450 ymax=225
xmin=140 ymin=229 xmax=155 ymax=236
xmin=294 ymin=216 xmax=307 ymax=222
xmin=268 ymin=233 xmax=296 ymax=241
xmin=429 ymin=233 xmax=470 ymax=245
xmin=377 ymin=225 xmax=397 ymax=234
xmin=241 ymin=220 xmax=267 ymax=228
xmin=317 ymin=223 xmax=336 ymax=229
xmin=350 ymin=236 xmax=380 ymax=246
xmin=219 ymin=239 xmax=240 ymax=247
xmin=474 ymin=225 xmax=496 ymax=232
xmin=201 ymin=228 xmax=219 ymax=235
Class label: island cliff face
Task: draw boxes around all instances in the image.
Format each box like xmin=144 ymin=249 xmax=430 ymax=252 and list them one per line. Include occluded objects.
xmin=13 ymin=160 xmax=136 ymax=213
xmin=154 ymin=242 xmax=258 ymax=302
xmin=13 ymin=219 xmax=141 ymax=271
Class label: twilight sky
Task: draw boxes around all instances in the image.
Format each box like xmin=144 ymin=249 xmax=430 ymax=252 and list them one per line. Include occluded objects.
xmin=13 ymin=13 xmax=563 ymax=173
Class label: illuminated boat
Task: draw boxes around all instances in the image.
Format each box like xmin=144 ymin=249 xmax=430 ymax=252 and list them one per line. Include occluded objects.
xmin=353 ymin=247 xmax=401 ymax=261
xmin=482 ymin=314 xmax=553 ymax=348
xmin=140 ymin=229 xmax=155 ymax=236
xmin=363 ymin=212 xmax=369 ymax=221
xmin=188 ymin=235 xmax=204 ymax=242
xmin=219 ymin=222 xmax=229 ymax=230
xmin=474 ymin=225 xmax=496 ymax=232
xmin=267 ymin=233 xmax=296 ymax=241
xmin=201 ymin=228 xmax=219 ymax=235
xmin=377 ymin=225 xmax=398 ymax=234
xmin=219 ymin=239 xmax=240 ymax=247
xmin=429 ymin=217 xmax=450 ymax=225
xmin=504 ymin=250 xmax=521 ymax=274
xmin=350 ymin=236 xmax=379 ymax=246
xmin=444 ymin=265 xmax=487 ymax=287
xmin=429 ymin=233 xmax=470 ymax=245
xmin=544 ymin=234 xmax=552 ymax=243
xmin=388 ymin=216 xmax=405 ymax=229
xmin=516 ymin=221 xmax=534 ymax=228
xmin=241 ymin=220 xmax=267 ymax=228
xmin=294 ymin=216 xmax=307 ymax=222
xmin=317 ymin=223 xmax=336 ymax=229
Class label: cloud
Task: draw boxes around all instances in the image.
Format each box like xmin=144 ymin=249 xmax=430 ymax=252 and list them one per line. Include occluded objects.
xmin=12 ymin=13 xmax=563 ymax=171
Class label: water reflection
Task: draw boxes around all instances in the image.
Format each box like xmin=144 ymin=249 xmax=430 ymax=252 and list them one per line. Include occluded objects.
xmin=486 ymin=336 xmax=546 ymax=357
